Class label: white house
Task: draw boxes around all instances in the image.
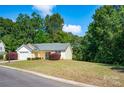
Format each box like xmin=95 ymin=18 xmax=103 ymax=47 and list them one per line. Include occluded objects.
xmin=16 ymin=43 xmax=72 ymax=60
xmin=0 ymin=40 xmax=5 ymax=54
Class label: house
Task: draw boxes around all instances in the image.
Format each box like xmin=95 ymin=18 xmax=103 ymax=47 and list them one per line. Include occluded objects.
xmin=0 ymin=40 xmax=5 ymax=54
xmin=16 ymin=43 xmax=72 ymax=60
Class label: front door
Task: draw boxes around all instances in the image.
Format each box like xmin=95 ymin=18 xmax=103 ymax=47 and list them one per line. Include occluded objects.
xmin=45 ymin=52 xmax=50 ymax=59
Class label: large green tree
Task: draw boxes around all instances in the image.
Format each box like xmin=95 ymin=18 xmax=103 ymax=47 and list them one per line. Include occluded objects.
xmin=81 ymin=6 xmax=124 ymax=65
xmin=44 ymin=13 xmax=64 ymax=42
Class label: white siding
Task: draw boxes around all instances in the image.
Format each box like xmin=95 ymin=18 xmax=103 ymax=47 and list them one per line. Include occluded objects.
xmin=0 ymin=42 xmax=5 ymax=53
xmin=60 ymin=51 xmax=66 ymax=59
xmin=60 ymin=46 xmax=72 ymax=60
xmin=17 ymin=47 xmax=35 ymax=60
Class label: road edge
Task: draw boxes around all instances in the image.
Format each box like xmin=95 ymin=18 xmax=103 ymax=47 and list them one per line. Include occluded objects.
xmin=0 ymin=65 xmax=97 ymax=87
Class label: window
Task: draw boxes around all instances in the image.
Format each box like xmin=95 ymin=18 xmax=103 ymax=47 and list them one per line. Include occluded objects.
xmin=0 ymin=47 xmax=2 ymax=50
xmin=55 ymin=51 xmax=61 ymax=53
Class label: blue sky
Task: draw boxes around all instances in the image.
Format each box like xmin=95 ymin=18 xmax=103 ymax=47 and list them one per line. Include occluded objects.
xmin=0 ymin=5 xmax=100 ymax=36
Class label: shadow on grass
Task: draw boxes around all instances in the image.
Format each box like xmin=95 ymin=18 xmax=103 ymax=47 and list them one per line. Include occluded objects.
xmin=111 ymin=67 xmax=124 ymax=73
xmin=96 ymin=62 xmax=124 ymax=73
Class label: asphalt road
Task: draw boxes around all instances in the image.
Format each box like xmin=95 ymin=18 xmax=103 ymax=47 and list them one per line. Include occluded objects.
xmin=0 ymin=66 xmax=76 ymax=87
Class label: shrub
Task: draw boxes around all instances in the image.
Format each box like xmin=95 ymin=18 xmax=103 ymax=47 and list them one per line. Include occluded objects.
xmin=6 ymin=52 xmax=18 ymax=60
xmin=0 ymin=52 xmax=5 ymax=60
xmin=27 ymin=57 xmax=41 ymax=60
xmin=35 ymin=57 xmax=41 ymax=60
xmin=0 ymin=54 xmax=3 ymax=60
xmin=32 ymin=57 xmax=41 ymax=60
xmin=27 ymin=58 xmax=31 ymax=60
xmin=49 ymin=52 xmax=61 ymax=60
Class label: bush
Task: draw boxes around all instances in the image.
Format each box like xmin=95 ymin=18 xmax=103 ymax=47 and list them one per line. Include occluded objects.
xmin=6 ymin=52 xmax=18 ymax=60
xmin=0 ymin=54 xmax=3 ymax=60
xmin=0 ymin=52 xmax=5 ymax=60
xmin=27 ymin=58 xmax=31 ymax=60
xmin=49 ymin=52 xmax=61 ymax=60
xmin=32 ymin=57 xmax=41 ymax=60
xmin=27 ymin=57 xmax=41 ymax=60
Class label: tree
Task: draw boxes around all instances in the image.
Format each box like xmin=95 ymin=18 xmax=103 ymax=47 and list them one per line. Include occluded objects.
xmin=2 ymin=35 xmax=16 ymax=51
xmin=16 ymin=13 xmax=45 ymax=44
xmin=81 ymin=6 xmax=124 ymax=65
xmin=31 ymin=12 xmax=43 ymax=31
xmin=44 ymin=13 xmax=64 ymax=42
xmin=34 ymin=30 xmax=50 ymax=43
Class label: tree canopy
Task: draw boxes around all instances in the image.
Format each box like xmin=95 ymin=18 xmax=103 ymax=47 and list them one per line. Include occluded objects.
xmin=81 ymin=6 xmax=124 ymax=65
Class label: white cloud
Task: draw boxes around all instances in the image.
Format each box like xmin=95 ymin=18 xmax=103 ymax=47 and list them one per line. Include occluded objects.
xmin=33 ymin=5 xmax=56 ymax=17
xmin=62 ymin=24 xmax=82 ymax=35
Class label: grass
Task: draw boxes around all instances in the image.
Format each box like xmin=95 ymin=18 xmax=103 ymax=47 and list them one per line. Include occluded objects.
xmin=1 ymin=60 xmax=124 ymax=87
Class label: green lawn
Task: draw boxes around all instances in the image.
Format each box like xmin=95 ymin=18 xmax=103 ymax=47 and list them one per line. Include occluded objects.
xmin=2 ymin=60 xmax=124 ymax=87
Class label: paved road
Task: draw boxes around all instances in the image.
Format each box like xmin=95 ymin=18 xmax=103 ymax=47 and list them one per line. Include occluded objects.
xmin=0 ymin=67 xmax=76 ymax=87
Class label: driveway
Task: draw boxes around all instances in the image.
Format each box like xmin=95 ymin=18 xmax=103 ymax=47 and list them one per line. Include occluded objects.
xmin=0 ymin=66 xmax=76 ymax=87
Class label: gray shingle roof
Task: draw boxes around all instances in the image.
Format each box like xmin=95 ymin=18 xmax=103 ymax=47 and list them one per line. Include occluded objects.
xmin=32 ymin=43 xmax=70 ymax=51
xmin=17 ymin=43 xmax=71 ymax=52
xmin=16 ymin=44 xmax=34 ymax=52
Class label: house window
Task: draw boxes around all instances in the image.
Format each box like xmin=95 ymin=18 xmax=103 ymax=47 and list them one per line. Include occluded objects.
xmin=0 ymin=47 xmax=2 ymax=51
xmin=55 ymin=51 xmax=61 ymax=53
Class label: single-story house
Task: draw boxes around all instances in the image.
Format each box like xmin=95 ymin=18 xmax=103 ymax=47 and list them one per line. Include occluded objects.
xmin=16 ymin=43 xmax=72 ymax=60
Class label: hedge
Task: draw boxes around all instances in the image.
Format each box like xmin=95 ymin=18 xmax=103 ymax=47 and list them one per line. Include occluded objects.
xmin=27 ymin=57 xmax=41 ymax=60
